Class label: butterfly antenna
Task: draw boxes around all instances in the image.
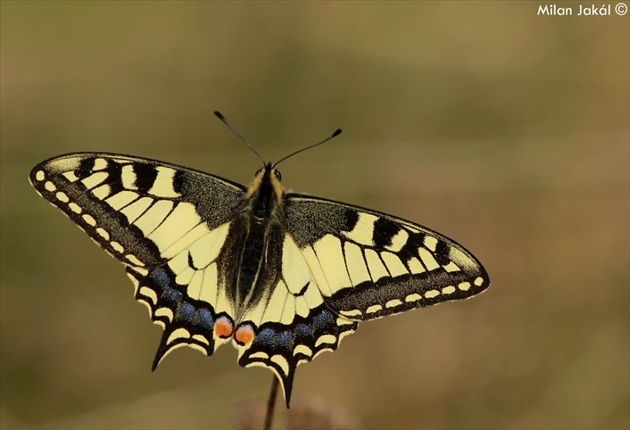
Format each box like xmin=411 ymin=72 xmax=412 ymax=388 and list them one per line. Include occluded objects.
xmin=273 ymin=128 xmax=342 ymax=168
xmin=214 ymin=111 xmax=266 ymax=166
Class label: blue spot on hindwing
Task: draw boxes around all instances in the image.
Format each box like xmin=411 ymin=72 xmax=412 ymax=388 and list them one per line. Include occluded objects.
xmin=177 ymin=301 xmax=195 ymax=321
xmin=163 ymin=286 xmax=183 ymax=303
xmin=150 ymin=268 xmax=170 ymax=289
xmin=294 ymin=322 xmax=312 ymax=338
xmin=256 ymin=328 xmax=276 ymax=346
xmin=277 ymin=331 xmax=293 ymax=348
xmin=198 ymin=308 xmax=214 ymax=329
xmin=312 ymin=308 xmax=334 ymax=330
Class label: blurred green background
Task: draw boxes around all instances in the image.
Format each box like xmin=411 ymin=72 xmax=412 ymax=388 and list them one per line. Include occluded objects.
xmin=1 ymin=2 xmax=628 ymax=429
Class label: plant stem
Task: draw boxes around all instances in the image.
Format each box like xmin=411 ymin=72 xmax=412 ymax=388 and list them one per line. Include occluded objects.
xmin=263 ymin=376 xmax=279 ymax=430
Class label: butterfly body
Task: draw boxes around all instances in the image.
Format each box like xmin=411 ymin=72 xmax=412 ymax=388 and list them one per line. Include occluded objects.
xmin=229 ymin=164 xmax=285 ymax=316
xmin=30 ymin=151 xmax=489 ymax=406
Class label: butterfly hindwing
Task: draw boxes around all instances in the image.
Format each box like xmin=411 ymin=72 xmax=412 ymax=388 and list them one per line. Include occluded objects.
xmin=232 ymin=234 xmax=358 ymax=405
xmin=127 ymin=264 xmax=236 ymax=369
xmin=285 ymin=195 xmax=489 ymax=321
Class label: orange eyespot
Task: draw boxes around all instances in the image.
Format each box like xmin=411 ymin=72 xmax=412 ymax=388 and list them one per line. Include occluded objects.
xmin=214 ymin=316 xmax=234 ymax=338
xmin=234 ymin=324 xmax=255 ymax=346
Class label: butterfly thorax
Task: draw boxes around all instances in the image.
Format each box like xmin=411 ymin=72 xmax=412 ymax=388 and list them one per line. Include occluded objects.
xmin=220 ymin=165 xmax=286 ymax=319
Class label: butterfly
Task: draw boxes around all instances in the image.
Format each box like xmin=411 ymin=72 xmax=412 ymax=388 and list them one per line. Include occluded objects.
xmin=29 ymin=112 xmax=489 ymax=407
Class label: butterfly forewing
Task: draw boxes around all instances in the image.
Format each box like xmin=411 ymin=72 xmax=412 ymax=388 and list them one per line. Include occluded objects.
xmin=285 ymin=195 xmax=489 ymax=320
xmin=29 ymin=153 xmax=245 ymax=266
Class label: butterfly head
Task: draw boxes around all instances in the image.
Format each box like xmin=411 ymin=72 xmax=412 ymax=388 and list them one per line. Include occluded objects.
xmin=214 ymin=110 xmax=340 ymax=209
xmin=246 ymin=163 xmax=284 ymax=206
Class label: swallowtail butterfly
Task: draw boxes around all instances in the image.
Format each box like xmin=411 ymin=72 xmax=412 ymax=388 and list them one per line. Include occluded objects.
xmin=29 ymin=114 xmax=489 ymax=406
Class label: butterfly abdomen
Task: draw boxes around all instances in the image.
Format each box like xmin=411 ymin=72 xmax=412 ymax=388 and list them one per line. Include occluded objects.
xmin=227 ymin=167 xmax=288 ymax=313
xmin=237 ymin=225 xmax=266 ymax=301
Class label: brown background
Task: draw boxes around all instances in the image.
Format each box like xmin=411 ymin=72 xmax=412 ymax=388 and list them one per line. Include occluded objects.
xmin=1 ymin=2 xmax=628 ymax=429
